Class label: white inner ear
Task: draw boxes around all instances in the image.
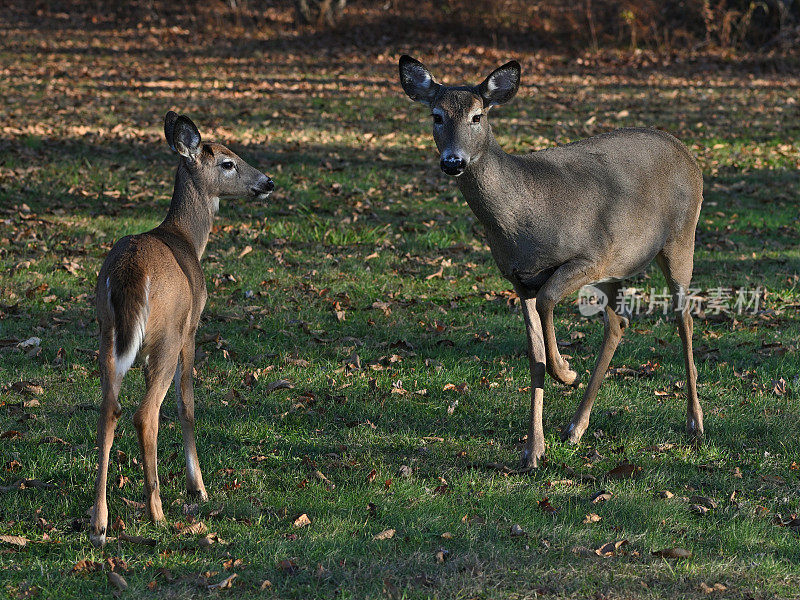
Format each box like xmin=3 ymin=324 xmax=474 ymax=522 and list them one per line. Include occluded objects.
xmin=407 ymin=65 xmax=432 ymax=92
xmin=490 ymin=69 xmax=515 ymax=93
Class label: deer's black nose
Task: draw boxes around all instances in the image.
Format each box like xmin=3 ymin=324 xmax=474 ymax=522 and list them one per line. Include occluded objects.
xmin=252 ymin=176 xmax=274 ymax=196
xmin=440 ymin=155 xmax=466 ymax=176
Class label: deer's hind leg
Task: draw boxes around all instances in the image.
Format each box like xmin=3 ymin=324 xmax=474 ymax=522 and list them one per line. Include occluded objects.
xmin=175 ymin=330 xmax=208 ymax=501
xmin=656 ymin=245 xmax=704 ymax=443
xmin=134 ymin=338 xmax=179 ymax=523
xmin=89 ymin=327 xmax=124 ymax=547
xmin=561 ymin=281 xmax=627 ymax=445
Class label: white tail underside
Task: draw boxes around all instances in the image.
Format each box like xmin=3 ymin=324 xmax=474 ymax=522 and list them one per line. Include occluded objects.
xmin=108 ymin=276 xmax=150 ymax=377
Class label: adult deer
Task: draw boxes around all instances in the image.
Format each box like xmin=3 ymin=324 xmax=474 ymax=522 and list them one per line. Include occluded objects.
xmin=399 ymin=56 xmax=704 ymax=469
xmin=89 ymin=112 xmax=274 ymax=547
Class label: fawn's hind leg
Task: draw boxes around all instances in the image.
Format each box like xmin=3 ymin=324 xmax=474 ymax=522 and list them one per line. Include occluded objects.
xmin=175 ymin=332 xmax=208 ymax=501
xmin=89 ymin=329 xmax=124 ymax=547
xmin=134 ymin=343 xmax=179 ymax=523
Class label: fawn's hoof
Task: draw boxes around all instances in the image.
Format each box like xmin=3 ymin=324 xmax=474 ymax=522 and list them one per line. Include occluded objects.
xmin=188 ymin=488 xmax=209 ymax=503
xmin=88 ymin=527 xmax=106 ymax=548
xmin=686 ymin=419 xmax=704 ymax=447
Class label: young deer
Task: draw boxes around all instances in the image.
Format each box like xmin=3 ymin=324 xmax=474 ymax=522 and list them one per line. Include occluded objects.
xmin=89 ymin=112 xmax=273 ymax=547
xmin=399 ymin=56 xmax=704 ymax=469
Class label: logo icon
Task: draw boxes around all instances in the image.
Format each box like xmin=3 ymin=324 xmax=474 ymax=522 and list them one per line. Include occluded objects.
xmin=578 ymin=285 xmax=608 ymax=317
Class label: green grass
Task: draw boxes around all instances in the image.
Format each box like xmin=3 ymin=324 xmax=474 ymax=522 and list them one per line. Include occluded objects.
xmin=1 ymin=15 xmax=800 ymax=600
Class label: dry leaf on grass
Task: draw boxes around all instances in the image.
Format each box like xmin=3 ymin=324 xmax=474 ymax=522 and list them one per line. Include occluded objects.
xmin=107 ymin=571 xmax=128 ymax=591
xmin=177 ymin=521 xmax=208 ymax=536
xmin=699 ymin=582 xmax=728 ymax=594
xmin=264 ymin=379 xmax=294 ymax=394
xmin=538 ymin=497 xmax=558 ymax=515
xmin=293 ymin=513 xmax=311 ymax=528
xmin=207 ymin=573 xmax=237 ymax=590
xmin=71 ymin=559 xmax=101 ymax=574
xmin=590 ymin=490 xmax=613 ymax=503
xmin=583 ymin=513 xmax=602 ymax=524
xmin=652 ymin=547 xmax=692 ymax=559
xmin=605 ymin=462 xmax=641 ymax=479
xmin=595 ymin=539 xmax=629 ymax=557
xmin=0 ymin=534 xmax=28 ymax=547
xmin=277 ymin=559 xmax=299 ymax=575
xmin=373 ymin=528 xmax=395 ymax=541
xmin=312 ymin=469 xmax=335 ymax=490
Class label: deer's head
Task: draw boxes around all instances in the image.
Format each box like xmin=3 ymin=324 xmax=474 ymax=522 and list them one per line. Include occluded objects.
xmin=164 ymin=111 xmax=274 ymax=211
xmin=399 ymin=56 xmax=520 ymax=177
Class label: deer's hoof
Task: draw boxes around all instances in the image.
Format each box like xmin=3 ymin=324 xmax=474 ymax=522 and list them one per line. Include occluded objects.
xmin=686 ymin=419 xmax=704 ymax=448
xmin=550 ymin=362 xmax=579 ymax=386
xmin=188 ymin=488 xmax=209 ymax=503
xmin=88 ymin=527 xmax=107 ymax=548
xmin=519 ymin=446 xmax=545 ymax=470
xmin=561 ymin=421 xmax=587 ymax=445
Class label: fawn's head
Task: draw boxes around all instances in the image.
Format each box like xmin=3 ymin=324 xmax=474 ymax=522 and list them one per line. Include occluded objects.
xmin=164 ymin=111 xmax=274 ymax=209
xmin=399 ymin=56 xmax=520 ymax=177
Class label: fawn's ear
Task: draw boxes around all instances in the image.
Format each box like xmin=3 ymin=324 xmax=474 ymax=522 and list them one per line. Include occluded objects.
xmin=172 ymin=115 xmax=202 ymax=159
xmin=399 ymin=55 xmax=441 ymax=106
xmin=164 ymin=110 xmax=179 ymax=152
xmin=478 ymin=61 xmax=521 ymax=108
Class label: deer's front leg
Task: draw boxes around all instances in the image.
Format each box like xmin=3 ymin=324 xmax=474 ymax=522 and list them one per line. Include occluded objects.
xmin=536 ymin=260 xmax=600 ymax=386
xmin=520 ymin=296 xmax=547 ymax=469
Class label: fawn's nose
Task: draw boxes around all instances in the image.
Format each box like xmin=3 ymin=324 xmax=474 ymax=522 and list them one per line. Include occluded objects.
xmin=440 ymin=154 xmax=467 ymax=177
xmin=252 ymin=176 xmax=274 ymax=196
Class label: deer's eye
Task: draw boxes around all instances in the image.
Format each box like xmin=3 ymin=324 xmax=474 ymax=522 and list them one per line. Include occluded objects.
xmin=472 ymin=114 xmax=482 ymax=123
xmin=220 ymin=160 xmax=235 ymax=171
xmin=432 ymin=114 xmax=443 ymax=124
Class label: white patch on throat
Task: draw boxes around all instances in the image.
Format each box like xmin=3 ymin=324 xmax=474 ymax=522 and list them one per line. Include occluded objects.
xmin=211 ymin=197 xmax=220 ymax=213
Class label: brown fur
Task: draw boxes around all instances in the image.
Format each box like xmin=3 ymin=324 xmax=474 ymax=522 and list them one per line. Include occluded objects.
xmin=89 ymin=113 xmax=273 ymax=547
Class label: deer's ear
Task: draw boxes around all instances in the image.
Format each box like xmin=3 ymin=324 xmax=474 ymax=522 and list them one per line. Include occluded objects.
xmin=399 ymin=55 xmax=441 ymax=106
xmin=173 ymin=115 xmax=202 ymax=159
xmin=164 ymin=110 xmax=179 ymax=152
xmin=478 ymin=61 xmax=521 ymax=107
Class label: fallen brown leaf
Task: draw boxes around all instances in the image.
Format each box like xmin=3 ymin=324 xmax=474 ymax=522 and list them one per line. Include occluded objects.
xmin=293 ymin=513 xmax=311 ymax=528
xmin=652 ymin=547 xmax=692 ymax=559
xmin=207 ymin=573 xmax=237 ymax=590
xmin=277 ymin=559 xmax=299 ymax=575
xmin=107 ymin=571 xmax=128 ymax=591
xmin=583 ymin=513 xmax=602 ymax=524
xmin=606 ymin=462 xmax=641 ymax=479
xmin=373 ymin=528 xmax=395 ymax=541
xmin=0 ymin=534 xmax=28 ymax=547
xmin=595 ymin=539 xmax=628 ymax=557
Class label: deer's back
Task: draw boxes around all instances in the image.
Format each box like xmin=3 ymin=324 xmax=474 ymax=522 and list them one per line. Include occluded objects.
xmin=484 ymin=128 xmax=703 ymax=288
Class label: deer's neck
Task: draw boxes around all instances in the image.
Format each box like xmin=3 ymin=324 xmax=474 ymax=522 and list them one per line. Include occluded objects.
xmin=161 ymin=164 xmax=215 ymax=259
xmin=456 ymin=134 xmax=521 ymax=235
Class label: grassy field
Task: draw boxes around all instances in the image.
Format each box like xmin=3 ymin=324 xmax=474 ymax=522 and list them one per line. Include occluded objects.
xmin=1 ymin=8 xmax=800 ymax=600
